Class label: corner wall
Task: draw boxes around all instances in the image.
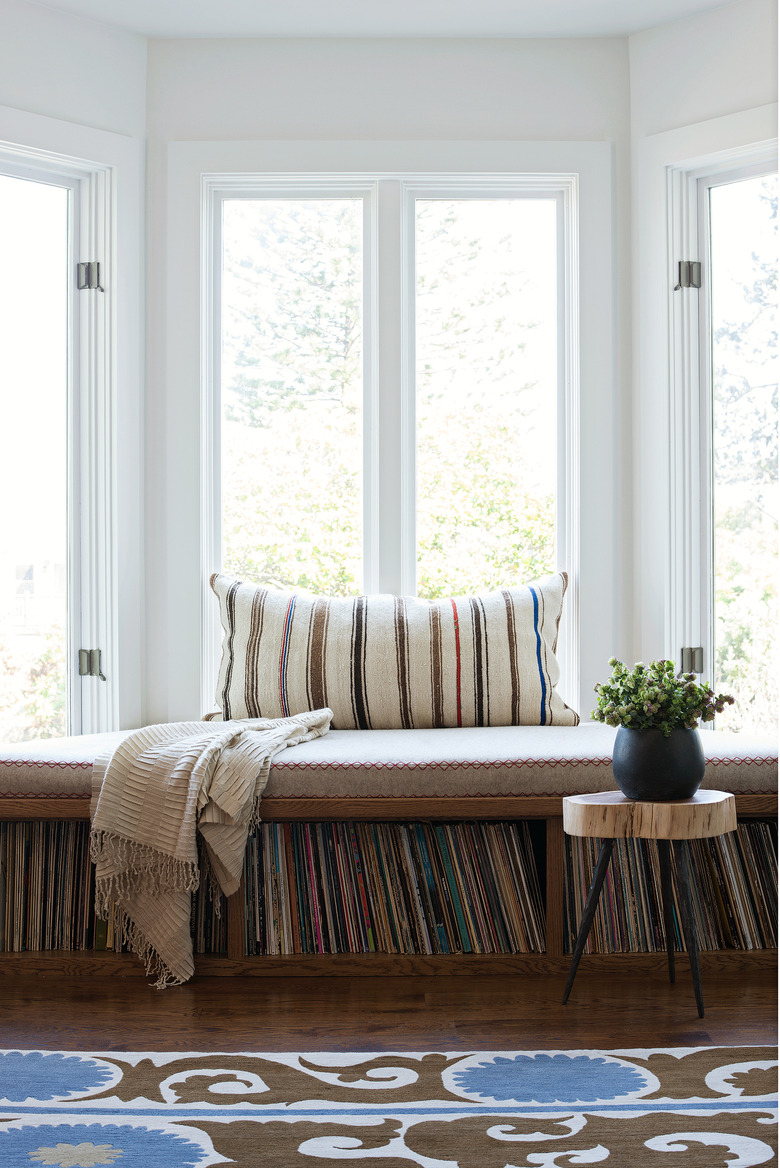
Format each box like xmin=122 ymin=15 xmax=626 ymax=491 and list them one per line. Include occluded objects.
xmin=0 ymin=0 xmax=146 ymax=138
xmin=629 ymin=0 xmax=777 ymax=140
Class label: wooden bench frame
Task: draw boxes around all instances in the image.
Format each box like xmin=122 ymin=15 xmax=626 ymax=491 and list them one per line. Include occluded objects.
xmin=0 ymin=792 xmax=776 ymax=976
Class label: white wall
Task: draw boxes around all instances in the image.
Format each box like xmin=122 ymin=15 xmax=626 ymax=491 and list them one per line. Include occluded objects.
xmin=630 ymin=0 xmax=778 ymax=669
xmin=629 ymin=0 xmax=778 ymax=140
xmin=0 ymin=0 xmax=146 ymax=138
xmin=144 ymin=36 xmax=633 ymax=721
xmin=147 ymin=37 xmax=628 ymax=142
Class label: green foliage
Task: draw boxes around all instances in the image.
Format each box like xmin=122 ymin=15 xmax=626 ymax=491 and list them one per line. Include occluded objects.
xmin=416 ymin=409 xmax=554 ymax=597
xmin=592 ymin=658 xmax=734 ymax=737
xmin=0 ymin=627 xmax=66 ymax=742
xmin=223 ymin=200 xmax=362 ymax=429
xmin=709 ymin=174 xmax=778 ymax=734
xmin=20 ymin=628 xmax=66 ymax=738
xmin=221 ymin=197 xmax=557 ymax=600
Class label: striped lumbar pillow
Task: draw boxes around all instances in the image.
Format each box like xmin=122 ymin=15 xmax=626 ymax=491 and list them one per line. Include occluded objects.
xmin=210 ymin=572 xmax=578 ymax=729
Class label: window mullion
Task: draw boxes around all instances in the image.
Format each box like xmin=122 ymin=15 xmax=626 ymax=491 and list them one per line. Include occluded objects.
xmin=374 ymin=179 xmax=413 ymax=595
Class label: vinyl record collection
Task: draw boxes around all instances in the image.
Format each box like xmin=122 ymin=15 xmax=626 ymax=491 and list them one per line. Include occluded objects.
xmin=192 ymin=843 xmax=228 ymax=955
xmin=0 ymin=821 xmax=133 ymax=953
xmin=564 ymin=820 xmax=778 ymax=954
xmin=0 ymin=816 xmax=776 ymax=957
xmin=0 ymin=821 xmax=225 ymax=955
xmin=241 ymin=820 xmax=546 ymax=956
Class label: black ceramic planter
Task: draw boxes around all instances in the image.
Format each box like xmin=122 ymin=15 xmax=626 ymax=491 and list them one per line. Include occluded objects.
xmin=612 ymin=726 xmax=706 ymax=801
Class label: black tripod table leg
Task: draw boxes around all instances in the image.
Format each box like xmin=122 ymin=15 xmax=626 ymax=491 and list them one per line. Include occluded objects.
xmin=672 ymin=839 xmax=704 ymax=1018
xmin=658 ymin=839 xmax=676 ymax=985
xmin=562 ymin=838 xmax=614 ymax=1005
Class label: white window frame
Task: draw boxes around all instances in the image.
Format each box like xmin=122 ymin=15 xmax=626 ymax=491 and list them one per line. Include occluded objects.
xmin=0 ymin=157 xmax=84 ymax=733
xmin=633 ymin=104 xmax=777 ymax=678
xmin=668 ymin=147 xmax=777 ymax=684
xmin=159 ymin=140 xmax=612 ymax=722
xmin=203 ymin=175 xmax=579 ymax=711
xmin=0 ymin=105 xmax=144 ymax=734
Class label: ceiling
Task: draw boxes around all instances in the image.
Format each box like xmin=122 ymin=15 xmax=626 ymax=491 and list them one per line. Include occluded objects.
xmin=33 ymin=0 xmax=736 ymax=40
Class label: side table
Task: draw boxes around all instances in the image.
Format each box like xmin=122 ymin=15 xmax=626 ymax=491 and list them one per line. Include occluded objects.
xmin=561 ymin=790 xmax=737 ymax=1017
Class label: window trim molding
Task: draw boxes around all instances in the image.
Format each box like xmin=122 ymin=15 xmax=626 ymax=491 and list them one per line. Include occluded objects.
xmin=634 ymin=104 xmax=777 ymax=673
xmin=162 ymin=139 xmax=611 ymax=721
xmin=667 ymin=152 xmax=777 ymax=683
xmin=201 ymin=171 xmax=582 ymax=714
xmin=0 ymin=104 xmax=144 ymax=733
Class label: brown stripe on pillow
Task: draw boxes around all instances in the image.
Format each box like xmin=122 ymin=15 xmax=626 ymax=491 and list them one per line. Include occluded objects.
xmin=245 ymin=586 xmax=267 ymax=717
xmin=304 ymin=604 xmax=315 ymax=712
xmin=502 ymin=588 xmax=521 ymax=724
xmin=351 ymin=595 xmax=372 ymax=730
xmin=429 ymin=605 xmax=445 ymax=729
xmin=553 ymin=569 xmax=568 ymax=655
xmin=394 ymin=595 xmax=413 ymax=729
xmin=309 ymin=598 xmax=329 ymax=713
xmin=479 ymin=595 xmax=491 ymax=725
xmin=221 ymin=578 xmax=240 ymax=721
xmin=469 ymin=595 xmax=485 ymax=726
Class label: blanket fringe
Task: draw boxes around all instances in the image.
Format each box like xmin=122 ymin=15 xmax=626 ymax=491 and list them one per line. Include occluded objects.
xmin=200 ymin=846 xmax=224 ymax=918
xmin=91 ymin=829 xmax=199 ymax=914
xmin=113 ymin=905 xmax=186 ymax=990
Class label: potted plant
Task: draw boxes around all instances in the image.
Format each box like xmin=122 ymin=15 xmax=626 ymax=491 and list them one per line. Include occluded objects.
xmin=591 ymin=658 xmax=735 ymax=801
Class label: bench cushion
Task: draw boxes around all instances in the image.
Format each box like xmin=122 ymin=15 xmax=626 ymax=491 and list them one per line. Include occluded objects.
xmin=0 ymin=725 xmax=775 ymax=802
xmin=0 ymin=732 xmax=129 ymax=800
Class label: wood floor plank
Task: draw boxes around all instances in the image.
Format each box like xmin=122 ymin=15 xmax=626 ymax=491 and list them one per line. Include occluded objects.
xmin=0 ymin=971 xmax=774 ymax=1052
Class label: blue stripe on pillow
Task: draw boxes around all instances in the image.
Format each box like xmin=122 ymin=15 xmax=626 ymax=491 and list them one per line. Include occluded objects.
xmin=530 ymin=586 xmax=547 ymax=725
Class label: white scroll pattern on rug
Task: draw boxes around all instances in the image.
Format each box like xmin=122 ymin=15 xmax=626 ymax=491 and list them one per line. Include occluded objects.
xmin=0 ymin=1046 xmax=775 ymax=1166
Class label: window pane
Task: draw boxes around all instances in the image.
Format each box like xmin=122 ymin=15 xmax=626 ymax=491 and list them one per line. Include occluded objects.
xmin=0 ymin=175 xmax=69 ymax=742
xmin=710 ymin=173 xmax=778 ymax=733
xmin=221 ymin=199 xmax=363 ymax=595
xmin=415 ymin=199 xmax=557 ymax=598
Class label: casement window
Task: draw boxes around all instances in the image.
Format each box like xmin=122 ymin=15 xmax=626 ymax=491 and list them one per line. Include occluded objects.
xmin=668 ymin=147 xmax=778 ymax=734
xmin=0 ymin=109 xmax=143 ymax=740
xmin=202 ymin=174 xmax=581 ymax=707
xmin=0 ymin=163 xmax=75 ymax=741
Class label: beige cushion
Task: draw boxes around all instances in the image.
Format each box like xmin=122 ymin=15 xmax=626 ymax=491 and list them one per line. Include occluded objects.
xmin=0 ymin=725 xmax=775 ymax=801
xmin=210 ymin=571 xmax=579 ymax=730
xmin=266 ymin=725 xmax=778 ymax=799
xmin=0 ymin=731 xmax=128 ymax=800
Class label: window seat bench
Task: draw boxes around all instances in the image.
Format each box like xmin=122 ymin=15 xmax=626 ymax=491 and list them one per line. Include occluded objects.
xmin=0 ymin=725 xmax=775 ymax=975
xmin=0 ymin=723 xmax=776 ymax=819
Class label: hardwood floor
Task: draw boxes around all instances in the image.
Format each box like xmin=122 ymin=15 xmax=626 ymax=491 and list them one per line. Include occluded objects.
xmin=1 ymin=969 xmax=775 ymax=1052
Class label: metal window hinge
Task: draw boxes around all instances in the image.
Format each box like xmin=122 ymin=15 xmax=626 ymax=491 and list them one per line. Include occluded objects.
xmin=77 ymin=261 xmax=104 ymax=291
xmin=680 ymin=646 xmax=704 ymax=674
xmin=78 ymin=649 xmax=106 ymax=680
xmin=673 ymin=261 xmax=701 ymax=291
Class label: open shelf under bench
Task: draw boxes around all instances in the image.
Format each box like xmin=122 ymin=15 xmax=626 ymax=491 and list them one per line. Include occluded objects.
xmin=0 ymin=793 xmax=775 ymax=974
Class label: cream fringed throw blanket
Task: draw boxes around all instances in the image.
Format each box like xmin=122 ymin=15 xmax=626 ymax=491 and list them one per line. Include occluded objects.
xmin=90 ymin=710 xmax=332 ymax=987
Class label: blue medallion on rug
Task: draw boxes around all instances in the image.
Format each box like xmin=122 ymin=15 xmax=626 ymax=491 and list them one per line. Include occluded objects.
xmin=0 ymin=1052 xmax=116 ymax=1104
xmin=0 ymin=1123 xmax=211 ymax=1167
xmin=448 ymin=1051 xmax=651 ymax=1104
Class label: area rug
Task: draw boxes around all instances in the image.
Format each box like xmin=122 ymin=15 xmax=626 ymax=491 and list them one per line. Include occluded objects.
xmin=0 ymin=1046 xmax=776 ymax=1166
